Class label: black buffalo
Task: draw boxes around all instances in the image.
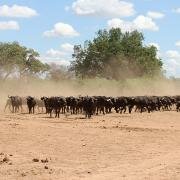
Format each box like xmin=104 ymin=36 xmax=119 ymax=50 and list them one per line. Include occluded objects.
xmin=41 ymin=96 xmax=66 ymax=118
xmin=82 ymin=97 xmax=95 ymax=118
xmin=27 ymin=96 xmax=36 ymax=114
xmin=176 ymin=101 xmax=180 ymax=112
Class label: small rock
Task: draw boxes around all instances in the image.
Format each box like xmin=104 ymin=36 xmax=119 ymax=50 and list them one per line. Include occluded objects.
xmin=48 ymin=169 xmax=53 ymax=174
xmin=44 ymin=166 xmax=48 ymax=169
xmin=9 ymin=154 xmax=13 ymax=157
xmin=32 ymin=158 xmax=39 ymax=162
xmin=8 ymin=162 xmax=13 ymax=165
xmin=41 ymin=158 xmax=48 ymax=163
xmin=21 ymin=172 xmax=26 ymax=177
xmin=3 ymin=156 xmax=10 ymax=163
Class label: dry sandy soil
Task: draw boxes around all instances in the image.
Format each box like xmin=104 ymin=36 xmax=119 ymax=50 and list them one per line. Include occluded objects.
xmin=0 ymin=110 xmax=180 ymax=180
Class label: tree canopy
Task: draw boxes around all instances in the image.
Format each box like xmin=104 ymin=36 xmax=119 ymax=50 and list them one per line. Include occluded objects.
xmin=0 ymin=42 xmax=49 ymax=80
xmin=71 ymin=28 xmax=163 ymax=80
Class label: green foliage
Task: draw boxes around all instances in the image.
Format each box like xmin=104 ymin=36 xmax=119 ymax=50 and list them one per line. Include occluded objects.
xmin=0 ymin=42 xmax=49 ymax=80
xmin=71 ymin=28 xmax=163 ymax=80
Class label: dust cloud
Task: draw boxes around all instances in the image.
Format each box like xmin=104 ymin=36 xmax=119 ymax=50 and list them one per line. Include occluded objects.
xmin=1 ymin=79 xmax=180 ymax=179
xmin=0 ymin=78 xmax=180 ymax=106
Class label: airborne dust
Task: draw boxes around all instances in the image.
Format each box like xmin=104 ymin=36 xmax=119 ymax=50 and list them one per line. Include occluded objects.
xmin=0 ymin=78 xmax=180 ymax=111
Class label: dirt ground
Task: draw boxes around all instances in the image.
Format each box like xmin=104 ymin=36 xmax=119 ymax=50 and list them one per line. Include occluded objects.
xmin=0 ymin=110 xmax=180 ymax=180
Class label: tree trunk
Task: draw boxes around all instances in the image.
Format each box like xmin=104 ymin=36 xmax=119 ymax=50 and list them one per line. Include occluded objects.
xmin=2 ymin=71 xmax=12 ymax=81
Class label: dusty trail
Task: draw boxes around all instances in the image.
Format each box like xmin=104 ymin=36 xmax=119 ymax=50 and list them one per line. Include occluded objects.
xmin=0 ymin=111 xmax=180 ymax=180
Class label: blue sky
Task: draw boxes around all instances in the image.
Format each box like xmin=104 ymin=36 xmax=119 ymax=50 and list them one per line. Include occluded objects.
xmin=0 ymin=0 xmax=180 ymax=77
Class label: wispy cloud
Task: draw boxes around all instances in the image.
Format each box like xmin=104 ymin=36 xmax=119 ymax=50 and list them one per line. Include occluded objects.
xmin=0 ymin=4 xmax=38 ymax=18
xmin=70 ymin=0 xmax=135 ymax=17
xmin=0 ymin=21 xmax=19 ymax=30
xmin=107 ymin=15 xmax=159 ymax=32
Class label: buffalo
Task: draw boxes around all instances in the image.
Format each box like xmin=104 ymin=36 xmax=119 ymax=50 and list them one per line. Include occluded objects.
xmin=27 ymin=96 xmax=36 ymax=114
xmin=8 ymin=96 xmax=22 ymax=113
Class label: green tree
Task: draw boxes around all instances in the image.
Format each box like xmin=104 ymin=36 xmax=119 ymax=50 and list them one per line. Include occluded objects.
xmin=0 ymin=42 xmax=49 ymax=80
xmin=71 ymin=28 xmax=163 ymax=80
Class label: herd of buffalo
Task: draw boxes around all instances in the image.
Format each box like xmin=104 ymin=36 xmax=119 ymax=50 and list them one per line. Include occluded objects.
xmin=4 ymin=95 xmax=180 ymax=118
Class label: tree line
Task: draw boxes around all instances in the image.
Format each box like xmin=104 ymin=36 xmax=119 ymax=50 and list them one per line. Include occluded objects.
xmin=71 ymin=28 xmax=163 ymax=80
xmin=0 ymin=28 xmax=164 ymax=81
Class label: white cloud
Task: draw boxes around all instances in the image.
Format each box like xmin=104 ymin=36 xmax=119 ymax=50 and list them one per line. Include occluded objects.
xmin=164 ymin=50 xmax=180 ymax=77
xmin=133 ymin=15 xmax=159 ymax=31
xmin=175 ymin=41 xmax=180 ymax=47
xmin=107 ymin=18 xmax=134 ymax=32
xmin=0 ymin=21 xmax=19 ymax=30
xmin=43 ymin=43 xmax=74 ymax=66
xmin=148 ymin=42 xmax=160 ymax=51
xmin=163 ymin=59 xmax=180 ymax=77
xmin=71 ymin=0 xmax=135 ymax=17
xmin=173 ymin=8 xmax=180 ymax=14
xmin=46 ymin=49 xmax=67 ymax=58
xmin=166 ymin=50 xmax=180 ymax=59
xmin=0 ymin=4 xmax=38 ymax=18
xmin=107 ymin=15 xmax=159 ymax=32
xmin=163 ymin=63 xmax=176 ymax=77
xmin=41 ymin=56 xmax=71 ymax=66
xmin=46 ymin=43 xmax=74 ymax=58
xmin=147 ymin=11 xmax=165 ymax=19
xmin=61 ymin=43 xmax=74 ymax=52
xmin=43 ymin=22 xmax=79 ymax=37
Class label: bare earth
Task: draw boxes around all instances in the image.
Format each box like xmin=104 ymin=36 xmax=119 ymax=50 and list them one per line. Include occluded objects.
xmin=0 ymin=111 xmax=180 ymax=180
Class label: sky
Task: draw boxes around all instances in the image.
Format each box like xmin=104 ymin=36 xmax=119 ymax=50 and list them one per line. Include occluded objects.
xmin=0 ymin=0 xmax=180 ymax=77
